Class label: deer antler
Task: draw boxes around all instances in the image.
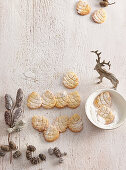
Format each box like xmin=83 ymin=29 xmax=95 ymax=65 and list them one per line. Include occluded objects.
xmin=91 ymin=50 xmax=102 ymax=63
xmin=101 ymin=60 xmax=111 ymax=69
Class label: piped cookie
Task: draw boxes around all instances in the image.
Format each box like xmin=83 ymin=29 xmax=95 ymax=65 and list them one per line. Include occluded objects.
xmin=92 ymin=8 xmax=106 ymax=24
xmin=27 ymin=92 xmax=42 ymax=109
xmin=76 ymin=0 xmax=91 ymax=15
xmin=63 ymin=72 xmax=79 ymax=89
xmin=41 ymin=91 xmax=56 ymax=109
xmin=53 ymin=115 xmax=69 ymax=133
xmin=68 ymin=114 xmax=83 ymax=132
xmin=67 ymin=91 xmax=81 ymax=108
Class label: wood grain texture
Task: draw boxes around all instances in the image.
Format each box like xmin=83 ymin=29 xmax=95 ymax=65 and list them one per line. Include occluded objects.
xmin=0 ymin=0 xmax=126 ymax=170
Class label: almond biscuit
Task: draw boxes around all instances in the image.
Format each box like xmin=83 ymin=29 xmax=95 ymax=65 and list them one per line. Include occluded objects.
xmin=41 ymin=91 xmax=56 ymax=109
xmin=32 ymin=115 xmax=49 ymax=132
xmin=94 ymin=91 xmax=111 ymax=108
xmin=27 ymin=92 xmax=42 ymax=109
xmin=97 ymin=105 xmax=115 ymax=125
xmin=76 ymin=0 xmax=91 ymax=16
xmin=92 ymin=8 xmax=106 ymax=24
xmin=63 ymin=72 xmax=79 ymax=89
xmin=43 ymin=125 xmax=60 ymax=142
xmin=53 ymin=115 xmax=69 ymax=133
xmin=55 ymin=92 xmax=68 ymax=108
xmin=68 ymin=113 xmax=83 ymax=132
xmin=67 ymin=91 xmax=81 ymax=108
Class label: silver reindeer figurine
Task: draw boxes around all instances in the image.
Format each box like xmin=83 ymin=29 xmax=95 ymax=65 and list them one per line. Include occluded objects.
xmin=91 ymin=50 xmax=119 ymax=89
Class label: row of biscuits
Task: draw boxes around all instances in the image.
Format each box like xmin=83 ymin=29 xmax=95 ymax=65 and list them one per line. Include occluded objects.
xmin=27 ymin=91 xmax=81 ymax=109
xmin=32 ymin=114 xmax=83 ymax=142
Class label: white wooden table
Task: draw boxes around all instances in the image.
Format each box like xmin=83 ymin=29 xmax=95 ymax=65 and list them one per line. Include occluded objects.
xmin=0 ymin=0 xmax=126 ymax=170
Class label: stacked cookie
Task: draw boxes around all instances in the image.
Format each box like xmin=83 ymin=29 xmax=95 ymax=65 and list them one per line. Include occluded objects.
xmin=32 ymin=114 xmax=83 ymax=142
xmin=94 ymin=91 xmax=115 ymax=125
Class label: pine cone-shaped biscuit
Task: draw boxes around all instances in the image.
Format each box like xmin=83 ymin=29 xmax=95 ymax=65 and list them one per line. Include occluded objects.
xmin=53 ymin=115 xmax=69 ymax=133
xmin=94 ymin=91 xmax=111 ymax=108
xmin=97 ymin=105 xmax=115 ymax=125
xmin=105 ymin=112 xmax=115 ymax=125
xmin=32 ymin=115 xmax=49 ymax=132
xmin=41 ymin=91 xmax=56 ymax=109
xmin=92 ymin=8 xmax=106 ymax=24
xmin=63 ymin=72 xmax=79 ymax=89
xmin=43 ymin=125 xmax=60 ymax=142
xmin=76 ymin=0 xmax=91 ymax=16
xmin=55 ymin=92 xmax=68 ymax=108
xmin=67 ymin=91 xmax=81 ymax=108
xmin=68 ymin=113 xmax=83 ymax=132
xmin=27 ymin=92 xmax=42 ymax=109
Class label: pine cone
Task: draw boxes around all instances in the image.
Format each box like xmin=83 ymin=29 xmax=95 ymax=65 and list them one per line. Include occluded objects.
xmin=39 ymin=154 xmax=46 ymax=161
xmin=53 ymin=147 xmax=62 ymax=158
xmin=48 ymin=147 xmax=53 ymax=155
xmin=13 ymin=150 xmax=21 ymax=159
xmin=1 ymin=145 xmax=10 ymax=152
xmin=31 ymin=157 xmax=40 ymax=164
xmin=0 ymin=150 xmax=6 ymax=157
xmin=9 ymin=141 xmax=17 ymax=150
xmin=27 ymin=145 xmax=36 ymax=152
xmin=26 ymin=150 xmax=32 ymax=160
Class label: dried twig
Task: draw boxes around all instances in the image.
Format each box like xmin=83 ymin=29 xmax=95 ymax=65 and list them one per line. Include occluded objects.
xmin=3 ymin=89 xmax=24 ymax=163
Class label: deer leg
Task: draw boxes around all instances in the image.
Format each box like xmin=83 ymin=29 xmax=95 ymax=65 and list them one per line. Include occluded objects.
xmin=111 ymin=79 xmax=118 ymax=90
xmin=97 ymin=76 xmax=103 ymax=84
xmin=112 ymin=85 xmax=116 ymax=90
xmin=112 ymin=83 xmax=117 ymax=90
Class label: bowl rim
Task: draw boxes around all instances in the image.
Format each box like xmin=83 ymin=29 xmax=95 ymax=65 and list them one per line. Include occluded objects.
xmin=85 ymin=88 xmax=126 ymax=130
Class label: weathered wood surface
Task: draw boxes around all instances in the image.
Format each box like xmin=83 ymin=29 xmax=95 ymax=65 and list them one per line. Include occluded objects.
xmin=0 ymin=0 xmax=126 ymax=170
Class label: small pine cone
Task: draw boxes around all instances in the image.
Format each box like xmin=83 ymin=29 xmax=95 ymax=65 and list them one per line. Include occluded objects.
xmin=39 ymin=154 xmax=46 ymax=161
xmin=0 ymin=150 xmax=6 ymax=157
xmin=9 ymin=141 xmax=17 ymax=150
xmin=59 ymin=157 xmax=64 ymax=164
xmin=31 ymin=157 xmax=40 ymax=165
xmin=53 ymin=147 xmax=62 ymax=158
xmin=26 ymin=150 xmax=32 ymax=160
xmin=1 ymin=145 xmax=10 ymax=152
xmin=27 ymin=145 xmax=36 ymax=152
xmin=48 ymin=147 xmax=53 ymax=155
xmin=13 ymin=150 xmax=22 ymax=159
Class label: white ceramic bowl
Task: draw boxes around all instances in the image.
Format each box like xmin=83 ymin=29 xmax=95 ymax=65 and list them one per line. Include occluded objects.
xmin=85 ymin=89 xmax=126 ymax=129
